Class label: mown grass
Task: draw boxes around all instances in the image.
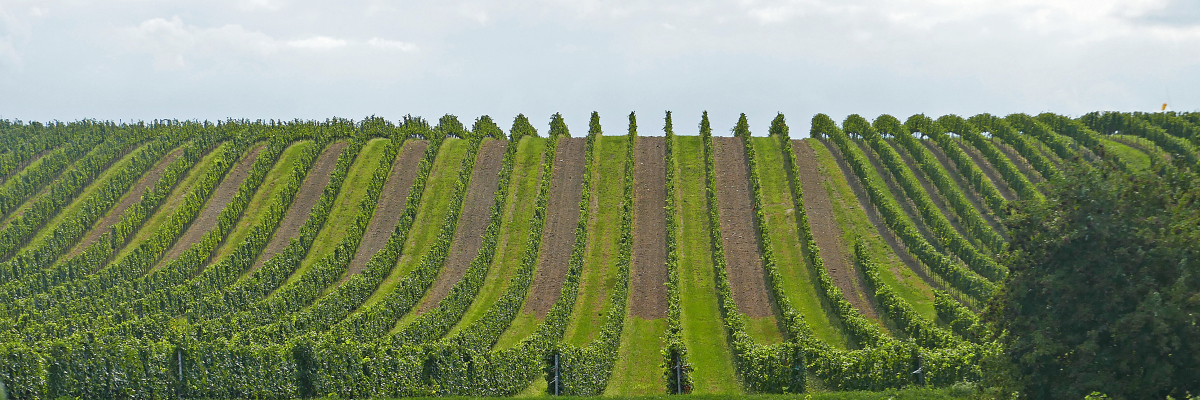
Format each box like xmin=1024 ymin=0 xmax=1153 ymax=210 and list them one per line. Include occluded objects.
xmin=808 ymin=139 xmax=936 ymax=322
xmin=564 ymin=135 xmax=627 ymax=346
xmin=209 ymin=141 xmax=313 ymax=264
xmin=24 ymin=142 xmax=159 ymax=251
xmin=104 ymin=141 xmax=231 ymax=261
xmin=605 ymin=317 xmax=668 ymax=395
xmin=1100 ymin=138 xmax=1151 ymax=170
xmin=358 ymin=138 xmax=471 ymax=310
xmin=674 ymin=135 xmax=740 ymax=394
xmin=449 ymin=136 xmax=545 ymax=336
xmin=751 ymin=137 xmax=847 ymax=349
xmin=281 ymin=138 xmax=386 ymax=288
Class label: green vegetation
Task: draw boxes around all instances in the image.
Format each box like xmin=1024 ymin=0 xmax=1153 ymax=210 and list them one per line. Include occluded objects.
xmin=5 ymin=111 xmax=1196 ymax=398
xmin=112 ymin=142 xmax=232 ymax=261
xmin=450 ymin=136 xmax=546 ymax=335
xmin=564 ymin=134 xmax=627 ymax=346
xmin=995 ymin=160 xmax=1200 ymax=399
xmin=1099 ymin=138 xmax=1151 ymax=170
xmin=359 ymin=138 xmax=470 ymax=308
xmin=750 ymin=137 xmax=846 ymax=347
xmin=283 ymin=138 xmax=388 ymax=287
xmin=807 ymin=139 xmax=936 ymax=322
xmin=674 ymin=134 xmax=741 ymax=394
xmin=211 ymin=141 xmax=311 ymax=262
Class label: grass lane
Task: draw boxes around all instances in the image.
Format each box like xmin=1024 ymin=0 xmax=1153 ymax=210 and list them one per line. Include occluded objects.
xmin=674 ymin=135 xmax=740 ymax=394
xmin=751 ymin=137 xmax=848 ymax=348
xmin=564 ymin=135 xmax=627 ymax=346
xmin=357 ymin=138 xmax=470 ymax=310
xmin=209 ymin=141 xmax=313 ymax=263
xmin=282 ymin=138 xmax=389 ymax=288
xmin=448 ymin=136 xmax=546 ymax=335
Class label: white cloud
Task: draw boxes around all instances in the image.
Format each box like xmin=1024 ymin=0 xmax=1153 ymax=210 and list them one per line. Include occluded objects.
xmin=287 ymin=36 xmax=347 ymax=50
xmin=368 ymin=37 xmax=418 ymax=51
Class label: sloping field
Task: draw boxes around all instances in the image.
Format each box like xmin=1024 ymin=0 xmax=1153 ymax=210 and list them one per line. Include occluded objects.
xmin=252 ymin=141 xmax=347 ymax=272
xmin=160 ymin=144 xmax=266 ymax=263
xmin=0 ymin=112 xmax=1156 ymax=398
xmin=416 ymin=139 xmax=506 ymax=312
xmin=345 ymin=140 xmax=427 ymax=277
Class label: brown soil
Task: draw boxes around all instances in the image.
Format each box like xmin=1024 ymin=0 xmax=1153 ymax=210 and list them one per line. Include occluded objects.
xmin=526 ymin=137 xmax=586 ymax=318
xmin=417 ymin=140 xmax=507 ymax=313
xmin=712 ymin=137 xmax=772 ymax=318
xmin=160 ymin=144 xmax=267 ymax=264
xmin=854 ymin=141 xmax=939 ymax=250
xmin=70 ymin=146 xmax=186 ymax=257
xmin=250 ymin=141 xmax=348 ymax=272
xmin=887 ymin=139 xmax=970 ymax=240
xmin=794 ymin=140 xmax=879 ymax=321
xmin=342 ymin=140 xmax=428 ymax=279
xmin=992 ymin=139 xmax=1044 ymax=184
xmin=630 ymin=137 xmax=668 ymax=319
xmin=821 ymin=139 xmax=946 ymax=294
xmin=955 ymin=140 xmax=1017 ymax=201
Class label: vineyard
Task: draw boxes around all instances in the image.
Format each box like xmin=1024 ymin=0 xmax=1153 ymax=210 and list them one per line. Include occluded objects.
xmin=0 ymin=110 xmax=1195 ymax=399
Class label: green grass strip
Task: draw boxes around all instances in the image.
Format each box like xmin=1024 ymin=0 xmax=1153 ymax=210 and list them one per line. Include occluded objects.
xmin=449 ymin=136 xmax=546 ymax=336
xmin=751 ymin=136 xmax=849 ymax=347
xmin=674 ymin=135 xmax=741 ymax=394
xmin=563 ymin=134 xmax=627 ymax=346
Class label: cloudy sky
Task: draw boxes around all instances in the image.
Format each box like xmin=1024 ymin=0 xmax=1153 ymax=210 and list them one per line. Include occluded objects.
xmin=1 ymin=0 xmax=1198 ymax=136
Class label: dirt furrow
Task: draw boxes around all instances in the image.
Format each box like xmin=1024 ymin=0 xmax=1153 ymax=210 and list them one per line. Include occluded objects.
xmin=820 ymin=139 xmax=941 ymax=293
xmin=712 ymin=137 xmax=771 ymax=318
xmin=955 ymin=140 xmax=1017 ymax=201
xmin=526 ymin=137 xmax=586 ymax=318
xmin=630 ymin=137 xmax=667 ymax=319
xmin=416 ymin=140 xmax=507 ymax=313
xmin=344 ymin=140 xmax=428 ymax=278
xmin=794 ymin=140 xmax=878 ymax=321
xmin=160 ymin=144 xmax=267 ymax=264
xmin=70 ymin=145 xmax=187 ymax=257
xmin=250 ymin=141 xmax=347 ymax=272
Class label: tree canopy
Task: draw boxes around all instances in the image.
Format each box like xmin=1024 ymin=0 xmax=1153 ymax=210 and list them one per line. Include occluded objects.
xmin=992 ymin=160 xmax=1200 ymax=399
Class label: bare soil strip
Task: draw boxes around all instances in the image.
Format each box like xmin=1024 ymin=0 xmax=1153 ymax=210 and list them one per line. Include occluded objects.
xmin=526 ymin=137 xmax=586 ymax=318
xmin=992 ymin=139 xmax=1044 ymax=184
xmin=630 ymin=137 xmax=667 ymax=319
xmin=712 ymin=137 xmax=772 ymax=318
xmin=921 ymin=141 xmax=1004 ymax=232
xmin=250 ymin=141 xmax=348 ymax=272
xmin=416 ymin=140 xmax=507 ymax=313
xmin=820 ymin=139 xmax=941 ymax=292
xmin=344 ymin=140 xmax=428 ymax=278
xmin=70 ymin=146 xmax=186 ymax=257
xmin=955 ymin=141 xmax=1017 ymax=201
xmin=794 ymin=140 xmax=879 ymax=320
xmin=161 ymin=144 xmax=267 ymax=263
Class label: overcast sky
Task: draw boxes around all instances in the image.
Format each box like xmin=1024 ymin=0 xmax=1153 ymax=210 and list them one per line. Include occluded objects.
xmin=1 ymin=0 xmax=1198 ymax=136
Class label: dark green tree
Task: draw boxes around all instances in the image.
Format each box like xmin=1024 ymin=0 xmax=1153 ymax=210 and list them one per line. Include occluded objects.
xmin=991 ymin=160 xmax=1200 ymax=399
